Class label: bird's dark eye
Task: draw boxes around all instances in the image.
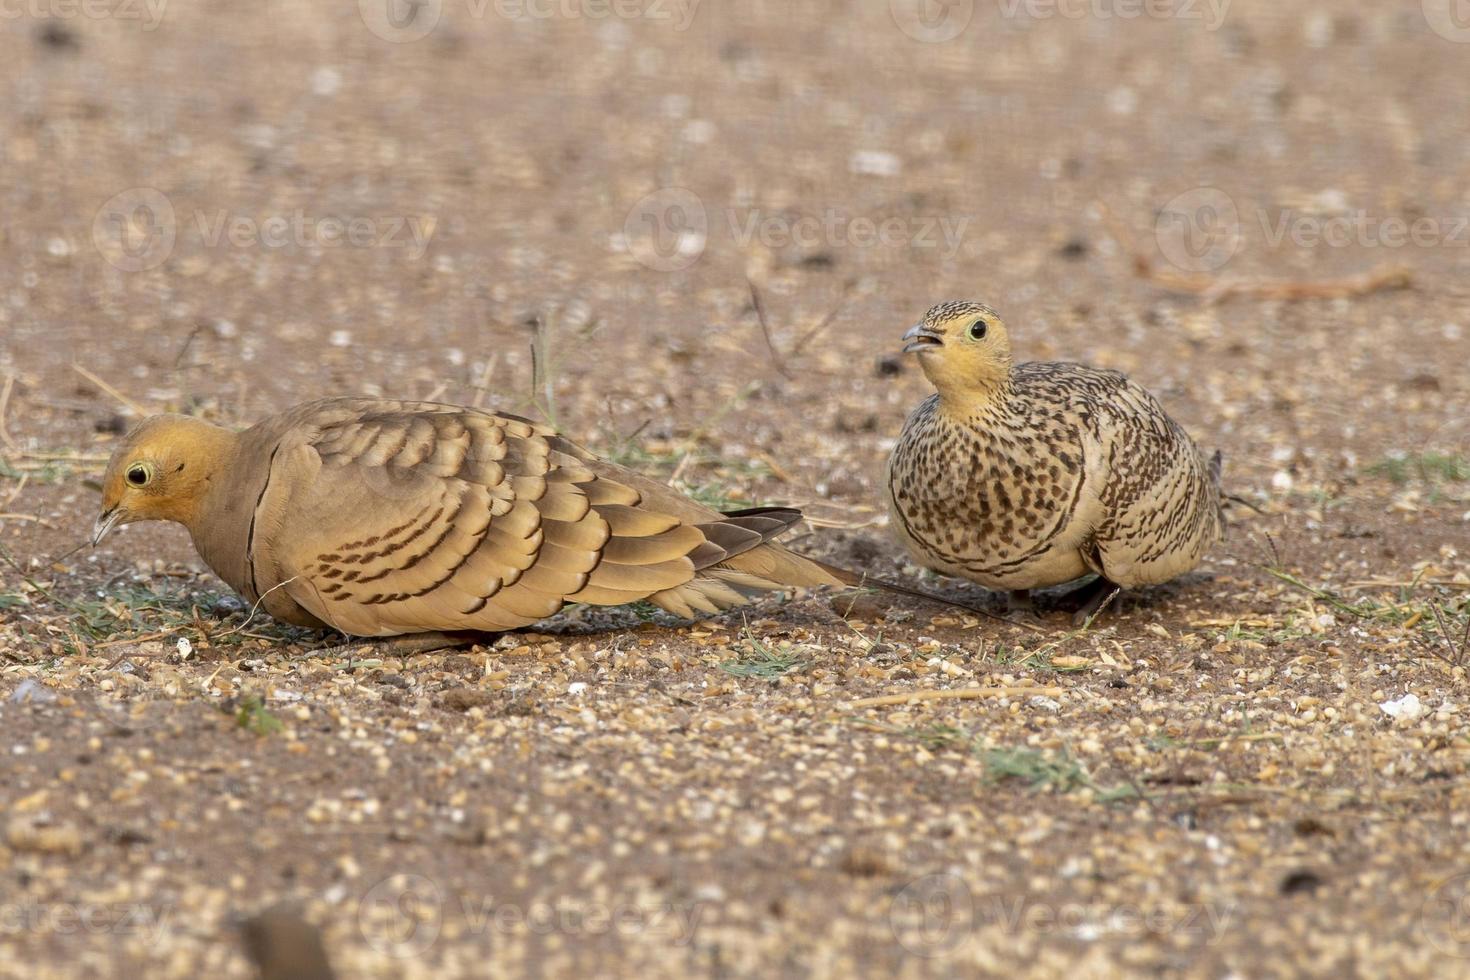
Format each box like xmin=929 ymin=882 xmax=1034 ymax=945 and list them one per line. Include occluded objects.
xmin=968 ymin=319 xmax=988 ymax=340
xmin=126 ymin=465 xmax=150 ymax=487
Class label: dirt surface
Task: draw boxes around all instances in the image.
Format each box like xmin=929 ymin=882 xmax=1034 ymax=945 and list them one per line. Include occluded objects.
xmin=2 ymin=1 xmax=1469 ymax=976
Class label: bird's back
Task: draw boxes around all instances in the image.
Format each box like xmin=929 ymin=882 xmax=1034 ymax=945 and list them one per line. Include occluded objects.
xmin=204 ymin=397 xmax=838 ymax=635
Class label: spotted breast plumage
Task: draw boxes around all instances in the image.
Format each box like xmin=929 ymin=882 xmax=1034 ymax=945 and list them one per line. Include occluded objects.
xmin=886 ymin=301 xmax=1224 ymax=620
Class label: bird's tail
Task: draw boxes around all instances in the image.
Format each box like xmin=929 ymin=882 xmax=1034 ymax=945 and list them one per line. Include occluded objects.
xmin=1211 ymin=449 xmax=1263 ymax=540
xmin=646 ymin=506 xmax=984 ymax=620
xmin=647 ymin=507 xmax=841 ymax=618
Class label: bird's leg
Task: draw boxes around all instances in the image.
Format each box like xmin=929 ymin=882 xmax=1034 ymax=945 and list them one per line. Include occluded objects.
xmin=1057 ymin=577 xmax=1122 ymax=627
xmin=313 ymin=630 xmax=494 ymax=660
xmin=1007 ymin=589 xmax=1038 ymax=621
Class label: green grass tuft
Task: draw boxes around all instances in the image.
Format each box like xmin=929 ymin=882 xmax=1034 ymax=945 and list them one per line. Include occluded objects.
xmin=981 ymin=747 xmax=1093 ymax=792
xmin=235 ymin=695 xmax=284 ymax=736
xmin=718 ymin=631 xmax=810 ymax=679
xmin=598 ymin=441 xmax=772 ymax=512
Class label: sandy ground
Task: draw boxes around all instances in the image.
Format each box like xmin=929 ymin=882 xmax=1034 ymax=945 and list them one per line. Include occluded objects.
xmin=2 ymin=0 xmax=1469 ymax=976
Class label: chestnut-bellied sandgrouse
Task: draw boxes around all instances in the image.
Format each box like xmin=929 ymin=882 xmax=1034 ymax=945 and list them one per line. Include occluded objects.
xmin=886 ymin=301 xmax=1224 ymax=622
xmin=94 ymin=398 xmax=843 ymax=637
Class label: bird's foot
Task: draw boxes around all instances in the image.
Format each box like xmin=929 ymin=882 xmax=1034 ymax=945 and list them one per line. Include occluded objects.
xmin=312 ymin=630 xmax=494 ymax=661
xmin=1057 ymin=577 xmax=1122 ymax=627
xmin=1006 ymin=589 xmax=1042 ymax=623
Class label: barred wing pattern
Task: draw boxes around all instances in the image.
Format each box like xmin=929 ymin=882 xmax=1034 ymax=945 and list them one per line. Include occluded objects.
xmin=241 ymin=399 xmax=834 ymax=636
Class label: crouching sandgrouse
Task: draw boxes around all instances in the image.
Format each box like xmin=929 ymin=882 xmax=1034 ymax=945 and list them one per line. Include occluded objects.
xmin=94 ymin=398 xmax=843 ymax=638
xmin=886 ymin=301 xmax=1224 ymax=622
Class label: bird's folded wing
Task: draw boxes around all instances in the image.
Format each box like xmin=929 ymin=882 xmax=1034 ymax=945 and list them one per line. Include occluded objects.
xmin=247 ymin=402 xmax=795 ymax=636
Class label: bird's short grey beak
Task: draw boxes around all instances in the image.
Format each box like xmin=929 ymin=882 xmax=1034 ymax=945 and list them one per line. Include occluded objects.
xmin=92 ymin=508 xmax=122 ymax=547
xmin=902 ymin=324 xmax=943 ymax=353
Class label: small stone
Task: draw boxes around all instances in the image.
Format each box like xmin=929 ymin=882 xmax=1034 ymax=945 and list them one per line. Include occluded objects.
xmin=310 ymin=66 xmax=342 ymax=97
xmin=213 ymin=595 xmax=247 ymax=617
xmin=874 ymin=354 xmax=904 ymax=378
xmin=830 ymin=592 xmax=894 ymax=623
xmin=838 ymin=846 xmax=891 ymax=877
xmin=94 ymin=414 xmax=130 ymax=435
xmin=1378 ymin=693 xmax=1423 ymax=721
xmin=7 ymin=817 xmax=84 ymax=856
xmin=10 ymin=680 xmax=57 ymax=704
xmin=848 ymin=150 xmax=901 ymax=177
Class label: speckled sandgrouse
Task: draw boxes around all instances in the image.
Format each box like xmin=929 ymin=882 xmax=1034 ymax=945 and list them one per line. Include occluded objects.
xmin=886 ymin=301 xmax=1224 ymax=621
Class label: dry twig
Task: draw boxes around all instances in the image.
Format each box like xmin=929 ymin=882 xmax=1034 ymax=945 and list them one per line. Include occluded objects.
xmin=71 ymin=364 xmax=148 ymax=417
xmin=746 ymin=279 xmax=793 ymax=379
xmin=844 ymin=685 xmax=1064 ymax=709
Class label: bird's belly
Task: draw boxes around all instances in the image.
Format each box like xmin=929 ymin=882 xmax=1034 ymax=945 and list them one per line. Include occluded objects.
xmin=888 ymin=480 xmax=1092 ymax=591
xmin=976 ymin=543 xmax=1090 ymax=591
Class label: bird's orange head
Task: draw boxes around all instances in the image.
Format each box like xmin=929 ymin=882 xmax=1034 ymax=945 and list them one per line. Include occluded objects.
xmin=94 ymin=415 xmax=234 ymax=545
